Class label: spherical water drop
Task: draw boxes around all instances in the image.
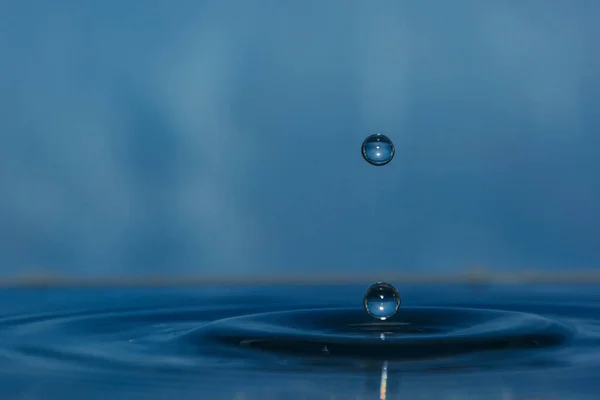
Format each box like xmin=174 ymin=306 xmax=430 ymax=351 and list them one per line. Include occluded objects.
xmin=363 ymin=282 xmax=401 ymax=320
xmin=361 ymin=133 xmax=395 ymax=166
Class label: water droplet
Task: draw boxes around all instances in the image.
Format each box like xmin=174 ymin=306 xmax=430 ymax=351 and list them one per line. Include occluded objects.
xmin=363 ymin=282 xmax=401 ymax=320
xmin=361 ymin=134 xmax=395 ymax=166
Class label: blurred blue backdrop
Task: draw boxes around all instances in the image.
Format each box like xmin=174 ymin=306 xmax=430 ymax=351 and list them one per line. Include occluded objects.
xmin=0 ymin=0 xmax=598 ymax=279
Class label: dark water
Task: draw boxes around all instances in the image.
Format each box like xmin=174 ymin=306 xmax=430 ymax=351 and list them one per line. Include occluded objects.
xmin=1 ymin=284 xmax=600 ymax=399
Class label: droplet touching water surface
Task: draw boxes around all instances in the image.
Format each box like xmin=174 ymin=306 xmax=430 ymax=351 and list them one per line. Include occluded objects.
xmin=363 ymin=282 xmax=401 ymax=320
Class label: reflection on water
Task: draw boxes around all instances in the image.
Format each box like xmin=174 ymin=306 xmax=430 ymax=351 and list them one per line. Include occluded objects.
xmin=379 ymin=361 xmax=388 ymax=400
xmin=0 ymin=284 xmax=599 ymax=399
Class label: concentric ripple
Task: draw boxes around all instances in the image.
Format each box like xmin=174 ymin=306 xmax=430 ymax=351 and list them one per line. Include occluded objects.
xmin=2 ymin=285 xmax=600 ymax=399
xmin=185 ymin=306 xmax=574 ymax=370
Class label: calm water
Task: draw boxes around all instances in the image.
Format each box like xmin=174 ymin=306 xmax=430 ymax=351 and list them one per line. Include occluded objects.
xmin=0 ymin=284 xmax=599 ymax=399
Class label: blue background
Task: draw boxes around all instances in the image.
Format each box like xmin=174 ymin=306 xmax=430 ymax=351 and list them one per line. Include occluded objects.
xmin=0 ymin=0 xmax=598 ymax=279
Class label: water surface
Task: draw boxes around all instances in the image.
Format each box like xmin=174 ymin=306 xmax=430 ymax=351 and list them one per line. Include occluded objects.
xmin=0 ymin=284 xmax=599 ymax=399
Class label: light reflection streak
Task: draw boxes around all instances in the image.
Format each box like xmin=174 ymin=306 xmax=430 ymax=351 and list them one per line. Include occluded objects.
xmin=380 ymin=361 xmax=388 ymax=400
